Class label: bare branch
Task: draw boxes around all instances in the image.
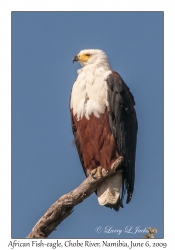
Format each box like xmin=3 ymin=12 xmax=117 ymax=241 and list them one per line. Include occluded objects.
xmin=26 ymin=156 xmax=123 ymax=238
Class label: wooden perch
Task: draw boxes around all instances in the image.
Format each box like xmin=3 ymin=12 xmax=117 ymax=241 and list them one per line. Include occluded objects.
xmin=27 ymin=156 xmax=124 ymax=238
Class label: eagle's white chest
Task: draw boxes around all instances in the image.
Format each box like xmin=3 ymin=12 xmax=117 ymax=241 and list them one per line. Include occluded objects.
xmin=70 ymin=66 xmax=112 ymax=120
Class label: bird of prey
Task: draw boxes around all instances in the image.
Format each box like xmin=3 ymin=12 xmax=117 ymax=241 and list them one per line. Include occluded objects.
xmin=70 ymin=49 xmax=138 ymax=211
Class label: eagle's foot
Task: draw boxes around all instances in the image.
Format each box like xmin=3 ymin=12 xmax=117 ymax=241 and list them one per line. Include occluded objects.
xmin=91 ymin=166 xmax=103 ymax=179
xmin=101 ymin=168 xmax=108 ymax=176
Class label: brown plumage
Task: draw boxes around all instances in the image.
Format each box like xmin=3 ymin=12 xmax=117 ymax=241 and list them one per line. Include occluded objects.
xmin=71 ymin=108 xmax=120 ymax=176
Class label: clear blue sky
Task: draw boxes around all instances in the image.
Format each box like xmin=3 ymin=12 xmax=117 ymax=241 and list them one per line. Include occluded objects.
xmin=12 ymin=12 xmax=163 ymax=239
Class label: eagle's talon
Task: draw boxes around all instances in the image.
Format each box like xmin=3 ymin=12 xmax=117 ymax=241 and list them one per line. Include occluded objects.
xmin=91 ymin=169 xmax=97 ymax=176
xmin=101 ymin=168 xmax=108 ymax=177
xmin=97 ymin=166 xmax=102 ymax=178
xmin=91 ymin=166 xmax=103 ymax=179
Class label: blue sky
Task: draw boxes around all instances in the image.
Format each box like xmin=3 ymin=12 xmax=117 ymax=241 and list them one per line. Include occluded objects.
xmin=12 ymin=12 xmax=163 ymax=239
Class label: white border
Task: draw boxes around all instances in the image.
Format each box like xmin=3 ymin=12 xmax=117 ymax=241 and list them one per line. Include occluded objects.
xmin=0 ymin=1 xmax=174 ymax=248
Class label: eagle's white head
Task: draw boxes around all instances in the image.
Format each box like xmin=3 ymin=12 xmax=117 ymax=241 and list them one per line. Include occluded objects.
xmin=72 ymin=49 xmax=111 ymax=70
xmin=71 ymin=49 xmax=112 ymax=120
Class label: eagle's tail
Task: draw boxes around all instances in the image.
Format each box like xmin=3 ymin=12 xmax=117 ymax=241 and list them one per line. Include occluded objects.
xmin=97 ymin=172 xmax=123 ymax=211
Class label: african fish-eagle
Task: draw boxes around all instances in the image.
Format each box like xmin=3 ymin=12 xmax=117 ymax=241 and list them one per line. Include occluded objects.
xmin=70 ymin=49 xmax=138 ymax=211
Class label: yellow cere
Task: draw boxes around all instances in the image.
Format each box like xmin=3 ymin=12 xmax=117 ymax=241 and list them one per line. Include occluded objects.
xmin=77 ymin=53 xmax=91 ymax=62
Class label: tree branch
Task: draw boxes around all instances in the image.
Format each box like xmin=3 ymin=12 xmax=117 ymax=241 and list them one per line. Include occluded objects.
xmin=26 ymin=156 xmax=123 ymax=238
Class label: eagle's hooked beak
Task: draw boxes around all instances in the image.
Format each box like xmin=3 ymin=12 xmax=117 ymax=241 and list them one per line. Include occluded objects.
xmin=72 ymin=55 xmax=79 ymax=63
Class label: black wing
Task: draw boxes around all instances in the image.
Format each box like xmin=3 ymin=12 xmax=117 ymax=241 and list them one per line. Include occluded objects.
xmin=106 ymin=71 xmax=138 ymax=204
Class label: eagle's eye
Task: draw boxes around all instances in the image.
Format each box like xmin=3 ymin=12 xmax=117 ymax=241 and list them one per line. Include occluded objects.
xmin=85 ymin=53 xmax=90 ymax=56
